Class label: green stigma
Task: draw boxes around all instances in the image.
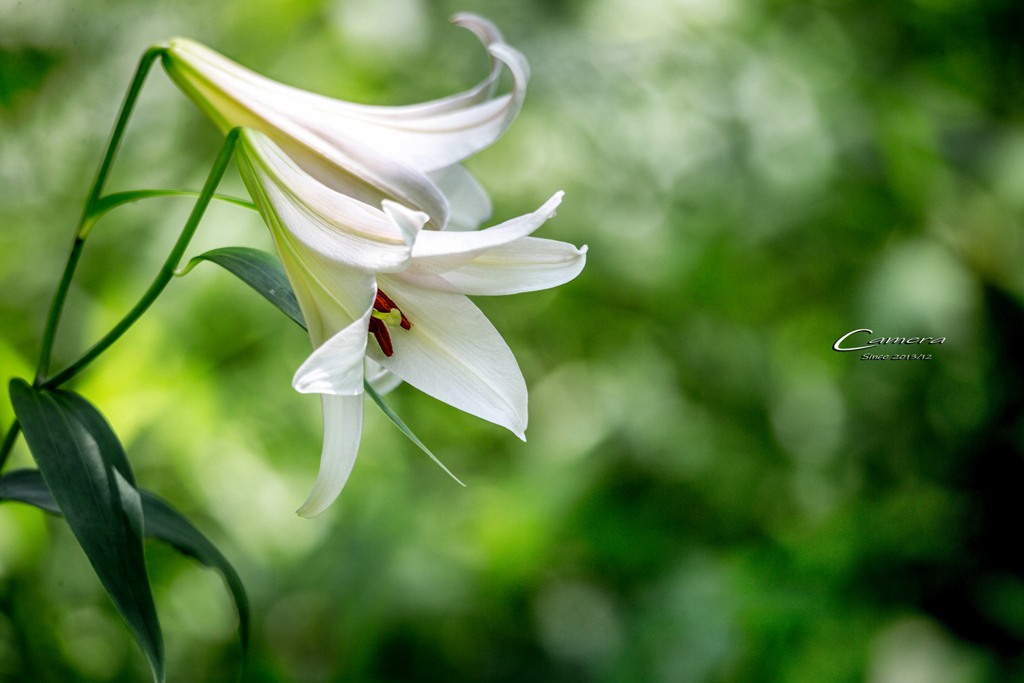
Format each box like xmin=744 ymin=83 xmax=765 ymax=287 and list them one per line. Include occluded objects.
xmin=372 ymin=308 xmax=404 ymax=327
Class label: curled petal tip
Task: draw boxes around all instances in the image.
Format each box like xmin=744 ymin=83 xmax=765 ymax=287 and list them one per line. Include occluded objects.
xmin=487 ymin=43 xmax=531 ymax=82
xmin=451 ymin=13 xmax=505 ymax=45
xmin=291 ymin=311 xmax=373 ymax=396
xmin=292 ymin=372 xmax=322 ymax=395
xmin=542 ymin=191 xmax=565 ymax=217
xmin=381 ymin=200 xmax=430 ymax=246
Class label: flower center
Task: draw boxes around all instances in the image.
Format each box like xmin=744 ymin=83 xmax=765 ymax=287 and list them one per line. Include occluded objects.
xmin=368 ymin=289 xmax=410 ymax=357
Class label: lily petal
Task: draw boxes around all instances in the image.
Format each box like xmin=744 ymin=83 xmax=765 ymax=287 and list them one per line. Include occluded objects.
xmin=381 ymin=200 xmax=430 ymax=248
xmin=270 ymin=117 xmax=452 ymax=230
xmin=327 ymin=14 xmax=507 ymax=119
xmin=164 ymin=13 xmax=528 ymax=227
xmin=267 ymin=212 xmax=378 ymax=347
xmin=400 ymin=238 xmax=588 ymax=296
xmin=409 ymin=192 xmax=564 ymax=267
xmin=364 ymin=358 xmax=404 ymax=395
xmin=368 ymin=274 xmax=528 ymax=438
xmin=237 ymin=130 xmax=425 ymax=272
xmin=428 ymin=164 xmax=492 ymax=231
xmin=166 ymin=40 xmax=451 ymax=229
xmin=307 ymin=40 xmax=529 ymax=173
xmin=293 ymin=307 xmax=373 ymax=396
xmin=296 ymin=394 xmax=363 ymax=518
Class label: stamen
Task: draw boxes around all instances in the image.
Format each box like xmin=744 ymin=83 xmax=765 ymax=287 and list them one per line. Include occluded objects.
xmin=368 ymin=288 xmax=410 ymax=356
xmin=368 ymin=317 xmax=393 ymax=356
xmin=374 ymin=290 xmax=411 ymax=329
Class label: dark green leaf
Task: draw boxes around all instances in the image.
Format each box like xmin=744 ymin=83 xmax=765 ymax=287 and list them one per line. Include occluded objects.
xmin=0 ymin=468 xmax=250 ymax=664
xmin=8 ymin=379 xmax=164 ymax=683
xmin=138 ymin=489 xmax=250 ymax=657
xmin=184 ymin=247 xmax=305 ymax=328
xmin=0 ymin=467 xmax=59 ymax=512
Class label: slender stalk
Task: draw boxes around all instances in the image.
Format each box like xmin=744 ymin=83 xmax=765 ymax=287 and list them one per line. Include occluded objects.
xmin=79 ymin=46 xmax=169 ymax=238
xmin=34 ymin=46 xmax=166 ymax=384
xmin=41 ymin=129 xmax=241 ymax=390
xmin=0 ymin=420 xmax=21 ymax=472
xmin=34 ymin=239 xmax=84 ymax=384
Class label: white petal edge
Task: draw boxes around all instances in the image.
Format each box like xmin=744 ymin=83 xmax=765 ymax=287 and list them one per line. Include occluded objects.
xmin=368 ymin=274 xmax=528 ymax=438
xmin=275 ymin=40 xmax=530 ymax=174
xmin=322 ymin=14 xmax=506 ymax=119
xmin=272 ymin=120 xmax=452 ymax=230
xmin=400 ymin=238 xmax=588 ymax=296
xmin=364 ymin=357 xmax=404 ymax=395
xmin=277 ymin=242 xmax=378 ymax=349
xmin=429 ymin=164 xmax=493 ymax=231
xmin=381 ymin=201 xmax=430 ymax=248
xmin=296 ymin=394 xmax=364 ymax=518
xmin=239 ymin=130 xmax=422 ymax=271
xmin=165 ymin=14 xmax=506 ymax=123
xmin=168 ymin=58 xmax=452 ymax=230
xmin=292 ymin=306 xmax=373 ymax=395
xmin=355 ymin=40 xmax=531 ymax=173
xmin=411 ymin=192 xmax=564 ymax=262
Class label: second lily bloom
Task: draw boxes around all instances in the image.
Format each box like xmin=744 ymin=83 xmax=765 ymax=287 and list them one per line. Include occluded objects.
xmin=163 ymin=15 xmax=587 ymax=516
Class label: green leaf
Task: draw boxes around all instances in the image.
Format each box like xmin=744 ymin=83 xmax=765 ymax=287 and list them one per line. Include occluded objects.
xmin=0 ymin=468 xmax=58 ymax=512
xmin=138 ymin=489 xmax=250 ymax=659
xmin=181 ymin=247 xmax=305 ymax=328
xmin=0 ymin=469 xmax=250 ymax=665
xmin=363 ymin=379 xmax=464 ymax=486
xmin=8 ymin=379 xmax=165 ymax=683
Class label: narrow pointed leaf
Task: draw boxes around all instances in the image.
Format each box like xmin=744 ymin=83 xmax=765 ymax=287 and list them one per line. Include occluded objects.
xmin=8 ymin=379 xmax=164 ymax=683
xmin=363 ymin=379 xmax=464 ymax=486
xmin=0 ymin=469 xmax=249 ymax=668
xmin=184 ymin=247 xmax=305 ymax=327
xmin=88 ymin=189 xmax=256 ymax=225
xmin=0 ymin=467 xmax=58 ymax=511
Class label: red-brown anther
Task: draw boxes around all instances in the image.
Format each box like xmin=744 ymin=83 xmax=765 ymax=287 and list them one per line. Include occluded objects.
xmin=374 ymin=290 xmax=411 ymax=329
xmin=368 ymin=288 xmax=410 ymax=356
xmin=368 ymin=317 xmax=394 ymax=356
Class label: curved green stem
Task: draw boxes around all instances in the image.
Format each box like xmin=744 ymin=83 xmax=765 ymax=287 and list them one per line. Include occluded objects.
xmin=41 ymin=129 xmax=242 ymax=390
xmin=35 ymin=46 xmax=167 ymax=384
xmin=0 ymin=420 xmax=21 ymax=472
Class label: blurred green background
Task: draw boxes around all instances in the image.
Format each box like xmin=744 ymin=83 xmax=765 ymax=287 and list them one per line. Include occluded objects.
xmin=3 ymin=0 xmax=1024 ymax=681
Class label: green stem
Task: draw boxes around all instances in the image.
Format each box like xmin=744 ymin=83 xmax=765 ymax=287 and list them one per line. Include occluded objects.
xmin=0 ymin=420 xmax=21 ymax=472
xmin=34 ymin=239 xmax=84 ymax=384
xmin=34 ymin=46 xmax=166 ymax=384
xmin=41 ymin=129 xmax=242 ymax=390
xmin=80 ymin=46 xmax=169 ymax=238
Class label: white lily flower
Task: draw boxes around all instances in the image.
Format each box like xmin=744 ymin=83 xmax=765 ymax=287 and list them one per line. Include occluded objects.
xmin=163 ymin=13 xmax=527 ymax=230
xmin=235 ymin=130 xmax=587 ymax=517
